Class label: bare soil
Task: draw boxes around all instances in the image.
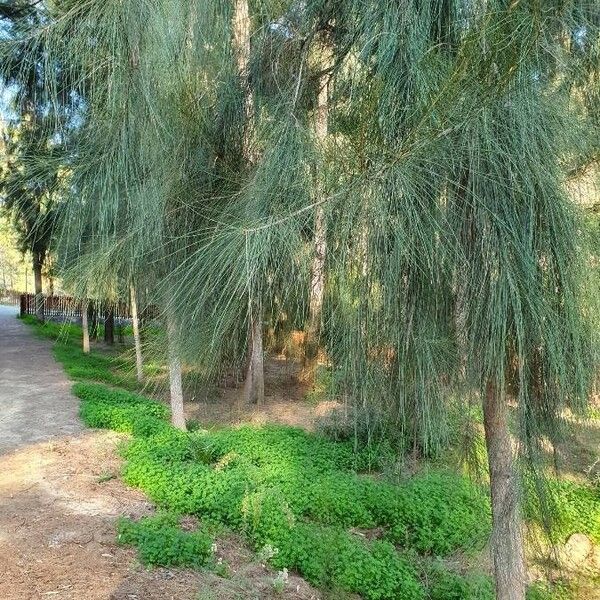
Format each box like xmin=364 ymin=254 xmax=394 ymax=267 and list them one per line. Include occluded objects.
xmin=0 ymin=431 xmax=321 ymax=600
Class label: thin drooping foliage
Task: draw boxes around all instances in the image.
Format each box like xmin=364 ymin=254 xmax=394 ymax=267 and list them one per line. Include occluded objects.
xmin=2 ymin=1 xmax=598 ymax=598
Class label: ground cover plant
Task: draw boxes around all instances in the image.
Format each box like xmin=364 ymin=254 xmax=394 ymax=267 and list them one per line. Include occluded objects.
xmin=117 ymin=513 xmax=213 ymax=568
xmin=74 ymin=379 xmax=493 ymax=600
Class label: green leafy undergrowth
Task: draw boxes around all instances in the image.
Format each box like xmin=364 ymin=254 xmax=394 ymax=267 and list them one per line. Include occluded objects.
xmin=75 ymin=382 xmax=169 ymax=435
xmin=526 ymin=579 xmax=584 ymax=600
xmin=524 ymin=474 xmax=600 ymax=545
xmin=117 ymin=512 xmax=213 ymax=567
xmin=54 ymin=343 xmax=136 ymax=388
xmin=425 ymin=562 xmax=494 ymax=600
xmin=547 ymin=479 xmax=600 ymax=543
xmin=72 ymin=381 xmax=493 ymax=600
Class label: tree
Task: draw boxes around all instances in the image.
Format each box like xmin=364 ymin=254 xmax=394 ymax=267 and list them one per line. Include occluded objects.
xmin=130 ymin=283 xmax=144 ymax=383
xmin=16 ymin=2 xmax=598 ymax=598
xmin=81 ymin=300 xmax=90 ymax=353
xmin=0 ymin=216 xmax=23 ymax=291
xmin=1 ymin=120 xmax=64 ymax=319
xmin=233 ymin=0 xmax=265 ymax=406
xmin=304 ymin=18 xmax=333 ymax=371
xmin=103 ymin=304 xmax=114 ymax=345
xmin=0 ymin=1 xmax=69 ymax=320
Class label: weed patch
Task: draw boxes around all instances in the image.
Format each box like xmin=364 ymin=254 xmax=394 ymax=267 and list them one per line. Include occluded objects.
xmin=117 ymin=513 xmax=213 ymax=567
xmin=72 ymin=381 xmax=494 ymax=599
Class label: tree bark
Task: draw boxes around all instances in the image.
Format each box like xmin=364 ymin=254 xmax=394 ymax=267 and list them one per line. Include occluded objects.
xmin=305 ymin=31 xmax=332 ymax=369
xmin=482 ymin=382 xmax=526 ymax=600
xmin=305 ymin=203 xmax=326 ymax=364
xmin=167 ymin=314 xmax=186 ymax=430
xmin=233 ymin=0 xmax=253 ymax=160
xmin=130 ymin=284 xmax=144 ymax=383
xmin=89 ymin=303 xmax=99 ymax=340
xmin=233 ymin=0 xmax=264 ymax=405
xmin=243 ymin=309 xmax=264 ymax=405
xmin=104 ymin=306 xmax=114 ymax=345
xmin=32 ymin=252 xmax=44 ymax=321
xmin=81 ymin=300 xmax=90 ymax=354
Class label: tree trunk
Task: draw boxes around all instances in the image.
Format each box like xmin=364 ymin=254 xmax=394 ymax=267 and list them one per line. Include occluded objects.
xmin=32 ymin=252 xmax=44 ymax=321
xmin=130 ymin=284 xmax=144 ymax=383
xmin=305 ymin=203 xmax=326 ymax=364
xmin=305 ymin=32 xmax=332 ymax=369
xmin=482 ymin=382 xmax=526 ymax=600
xmin=104 ymin=307 xmax=114 ymax=345
xmin=81 ymin=301 xmax=90 ymax=354
xmin=243 ymin=309 xmax=264 ymax=405
xmin=233 ymin=0 xmax=264 ymax=405
xmin=233 ymin=0 xmax=253 ymax=160
xmin=89 ymin=303 xmax=99 ymax=340
xmin=167 ymin=314 xmax=186 ymax=430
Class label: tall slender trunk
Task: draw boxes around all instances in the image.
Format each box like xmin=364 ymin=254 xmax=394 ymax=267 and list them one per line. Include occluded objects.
xmin=482 ymin=382 xmax=526 ymax=600
xmin=130 ymin=284 xmax=144 ymax=383
xmin=233 ymin=0 xmax=253 ymax=159
xmin=305 ymin=31 xmax=333 ymax=368
xmin=167 ymin=313 xmax=186 ymax=430
xmin=243 ymin=306 xmax=264 ymax=405
xmin=305 ymin=204 xmax=326 ymax=363
xmin=89 ymin=303 xmax=99 ymax=340
xmin=104 ymin=306 xmax=114 ymax=345
xmin=81 ymin=300 xmax=90 ymax=354
xmin=234 ymin=0 xmax=264 ymax=405
xmin=32 ymin=252 xmax=44 ymax=321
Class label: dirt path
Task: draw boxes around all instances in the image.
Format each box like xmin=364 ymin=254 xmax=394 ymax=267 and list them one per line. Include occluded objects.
xmin=0 ymin=305 xmax=83 ymax=452
xmin=0 ymin=307 xmax=319 ymax=600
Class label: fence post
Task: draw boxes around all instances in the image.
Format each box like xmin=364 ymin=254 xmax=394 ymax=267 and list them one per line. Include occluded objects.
xmin=19 ymin=294 xmax=26 ymax=318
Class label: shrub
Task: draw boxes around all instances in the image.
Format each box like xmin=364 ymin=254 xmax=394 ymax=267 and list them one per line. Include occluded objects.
xmin=117 ymin=513 xmax=212 ymax=567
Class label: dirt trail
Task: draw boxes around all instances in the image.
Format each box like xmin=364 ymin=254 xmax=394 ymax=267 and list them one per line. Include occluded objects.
xmin=0 ymin=306 xmax=319 ymax=600
xmin=0 ymin=305 xmax=83 ymax=452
